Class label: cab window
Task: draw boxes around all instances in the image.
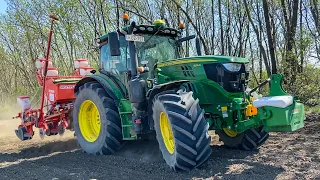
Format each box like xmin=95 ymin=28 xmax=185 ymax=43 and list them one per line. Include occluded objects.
xmin=136 ymin=34 xmax=177 ymax=65
xmin=100 ymin=36 xmax=129 ymax=74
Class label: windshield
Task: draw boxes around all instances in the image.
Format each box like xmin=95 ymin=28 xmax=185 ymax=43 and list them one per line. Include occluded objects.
xmin=100 ymin=34 xmax=176 ymax=74
xmin=136 ymin=34 xmax=177 ymax=66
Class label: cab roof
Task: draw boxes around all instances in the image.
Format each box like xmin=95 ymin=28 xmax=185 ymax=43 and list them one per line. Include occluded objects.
xmin=99 ymin=24 xmax=181 ymax=43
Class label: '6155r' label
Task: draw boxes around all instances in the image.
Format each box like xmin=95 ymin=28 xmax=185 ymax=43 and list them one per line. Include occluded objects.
xmin=60 ymin=85 xmax=75 ymax=89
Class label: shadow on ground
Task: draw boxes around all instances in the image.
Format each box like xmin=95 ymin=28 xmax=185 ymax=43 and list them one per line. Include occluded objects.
xmin=0 ymin=137 xmax=284 ymax=180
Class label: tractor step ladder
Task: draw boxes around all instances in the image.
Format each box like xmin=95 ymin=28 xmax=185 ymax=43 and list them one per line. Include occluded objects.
xmin=118 ymin=99 xmax=137 ymax=140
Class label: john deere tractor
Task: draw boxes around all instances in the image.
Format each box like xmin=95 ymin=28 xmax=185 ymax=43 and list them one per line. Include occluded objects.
xmin=72 ymin=16 xmax=306 ymax=171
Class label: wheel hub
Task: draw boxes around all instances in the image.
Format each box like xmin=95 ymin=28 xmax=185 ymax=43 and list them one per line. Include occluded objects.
xmin=159 ymin=112 xmax=175 ymax=154
xmin=79 ymin=100 xmax=101 ymax=142
xmin=223 ymin=128 xmax=238 ymax=137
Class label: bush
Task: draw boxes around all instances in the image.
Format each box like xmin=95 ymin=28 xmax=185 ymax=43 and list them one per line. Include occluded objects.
xmin=305 ymin=105 xmax=320 ymax=114
xmin=248 ymin=65 xmax=320 ymax=107
xmin=283 ymin=65 xmax=320 ymax=106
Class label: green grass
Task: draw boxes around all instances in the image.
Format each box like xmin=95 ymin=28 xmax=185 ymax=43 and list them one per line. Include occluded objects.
xmin=305 ymin=105 xmax=320 ymax=114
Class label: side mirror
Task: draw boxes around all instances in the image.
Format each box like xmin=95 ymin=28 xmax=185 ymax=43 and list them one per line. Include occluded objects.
xmin=108 ymin=32 xmax=121 ymax=56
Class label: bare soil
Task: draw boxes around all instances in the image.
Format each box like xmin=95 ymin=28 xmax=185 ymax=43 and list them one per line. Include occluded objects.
xmin=0 ymin=114 xmax=319 ymax=180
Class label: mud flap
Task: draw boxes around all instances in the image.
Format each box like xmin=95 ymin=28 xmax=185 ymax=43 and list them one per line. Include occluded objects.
xmin=259 ymin=101 xmax=306 ymax=132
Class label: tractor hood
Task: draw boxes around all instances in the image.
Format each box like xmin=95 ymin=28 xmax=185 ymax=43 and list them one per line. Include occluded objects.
xmin=157 ymin=55 xmax=249 ymax=68
xmin=155 ymin=55 xmax=250 ymax=95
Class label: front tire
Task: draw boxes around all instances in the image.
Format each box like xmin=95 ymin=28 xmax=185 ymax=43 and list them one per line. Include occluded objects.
xmin=152 ymin=90 xmax=212 ymax=171
xmin=216 ymin=126 xmax=269 ymax=150
xmin=73 ymin=82 xmax=122 ymax=155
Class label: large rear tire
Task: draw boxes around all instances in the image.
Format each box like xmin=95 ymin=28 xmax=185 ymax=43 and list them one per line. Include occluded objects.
xmin=152 ymin=90 xmax=212 ymax=171
xmin=73 ymin=82 xmax=122 ymax=155
xmin=216 ymin=126 xmax=269 ymax=150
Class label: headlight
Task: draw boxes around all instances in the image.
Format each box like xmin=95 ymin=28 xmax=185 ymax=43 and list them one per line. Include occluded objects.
xmin=222 ymin=63 xmax=242 ymax=72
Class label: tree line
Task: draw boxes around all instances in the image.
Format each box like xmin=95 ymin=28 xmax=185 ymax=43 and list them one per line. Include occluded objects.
xmin=0 ymin=0 xmax=319 ymax=106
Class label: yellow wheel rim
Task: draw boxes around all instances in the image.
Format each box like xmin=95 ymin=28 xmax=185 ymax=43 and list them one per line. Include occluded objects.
xmin=79 ymin=100 xmax=101 ymax=142
xmin=159 ymin=112 xmax=175 ymax=154
xmin=223 ymin=128 xmax=238 ymax=137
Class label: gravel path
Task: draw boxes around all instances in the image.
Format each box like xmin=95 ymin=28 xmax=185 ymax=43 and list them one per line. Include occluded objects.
xmin=0 ymin=114 xmax=319 ymax=180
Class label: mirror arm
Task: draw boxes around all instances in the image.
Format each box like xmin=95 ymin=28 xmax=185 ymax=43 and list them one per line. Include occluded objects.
xmin=176 ymin=35 xmax=196 ymax=45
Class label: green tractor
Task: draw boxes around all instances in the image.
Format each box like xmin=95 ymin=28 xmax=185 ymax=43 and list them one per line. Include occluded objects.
xmin=72 ymin=16 xmax=306 ymax=171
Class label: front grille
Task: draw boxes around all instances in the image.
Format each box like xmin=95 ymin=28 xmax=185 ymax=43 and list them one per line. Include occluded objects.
xmin=203 ymin=63 xmax=248 ymax=93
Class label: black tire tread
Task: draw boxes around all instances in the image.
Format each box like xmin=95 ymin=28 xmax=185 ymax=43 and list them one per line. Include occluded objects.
xmin=153 ymin=90 xmax=211 ymax=171
xmin=74 ymin=82 xmax=122 ymax=155
xmin=216 ymin=126 xmax=269 ymax=150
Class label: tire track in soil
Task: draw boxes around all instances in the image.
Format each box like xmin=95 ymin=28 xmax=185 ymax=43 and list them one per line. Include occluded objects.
xmin=0 ymin=114 xmax=319 ymax=180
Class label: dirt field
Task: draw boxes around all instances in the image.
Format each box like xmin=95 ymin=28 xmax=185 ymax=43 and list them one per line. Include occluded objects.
xmin=0 ymin=114 xmax=319 ymax=180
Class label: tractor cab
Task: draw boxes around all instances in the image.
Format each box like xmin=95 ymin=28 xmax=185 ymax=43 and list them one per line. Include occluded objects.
xmin=98 ymin=19 xmax=194 ymax=79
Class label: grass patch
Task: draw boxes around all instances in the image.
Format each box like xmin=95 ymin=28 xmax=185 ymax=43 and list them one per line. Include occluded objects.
xmin=305 ymin=105 xmax=320 ymax=114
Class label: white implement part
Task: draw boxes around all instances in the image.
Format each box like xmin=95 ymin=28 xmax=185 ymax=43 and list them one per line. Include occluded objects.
xmin=246 ymin=88 xmax=262 ymax=100
xmin=74 ymin=59 xmax=89 ymax=68
xmin=79 ymin=68 xmax=94 ymax=76
xmin=46 ymin=68 xmax=59 ymax=77
xmin=17 ymin=96 xmax=31 ymax=111
xmin=35 ymin=58 xmax=53 ymax=69
xmin=253 ymin=95 xmax=293 ymax=108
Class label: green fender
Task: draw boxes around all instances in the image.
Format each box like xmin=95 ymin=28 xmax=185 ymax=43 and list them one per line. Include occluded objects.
xmin=74 ymin=73 xmax=136 ymax=140
xmin=74 ymin=74 xmax=126 ymax=105
xmin=146 ymin=80 xmax=190 ymax=130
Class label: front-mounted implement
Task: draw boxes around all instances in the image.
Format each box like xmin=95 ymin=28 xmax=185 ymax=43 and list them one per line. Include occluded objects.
xmin=13 ymin=14 xmax=93 ymax=141
xmin=252 ymin=74 xmax=305 ymax=132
